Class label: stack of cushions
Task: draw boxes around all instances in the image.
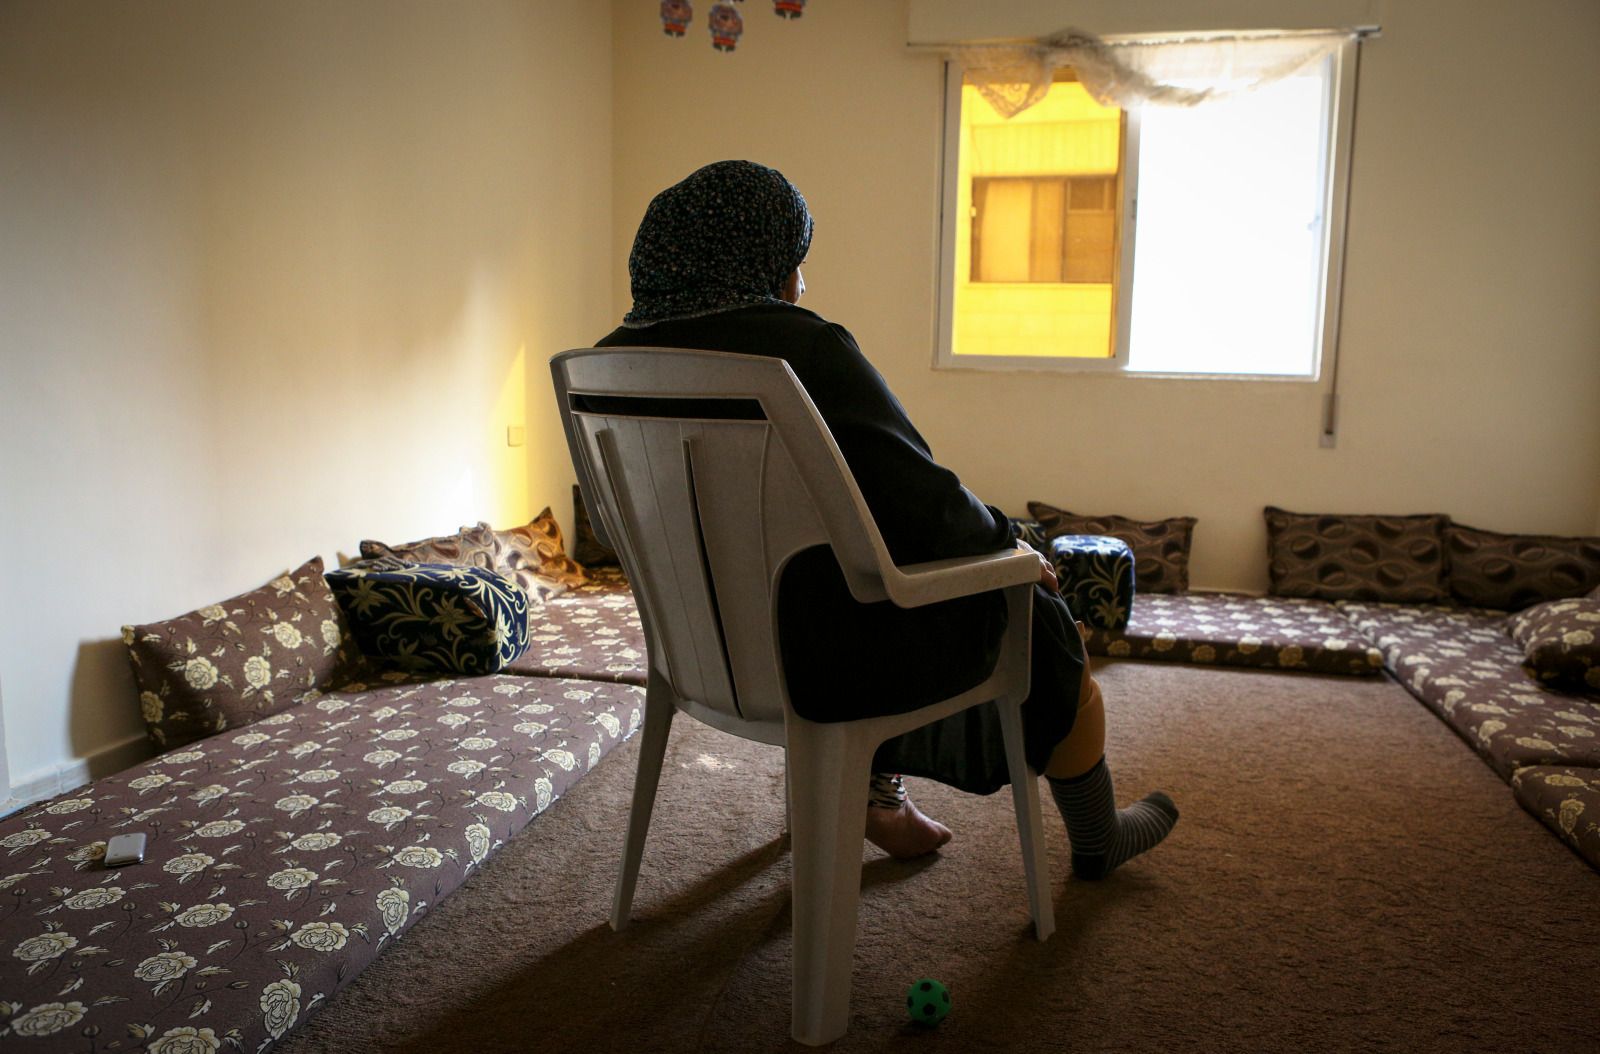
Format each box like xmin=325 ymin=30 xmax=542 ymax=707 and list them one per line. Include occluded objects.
xmin=325 ymin=561 xmax=531 ymax=676
xmin=1026 ymin=501 xmax=1197 ymax=593
xmin=122 ymin=557 xmax=353 ymax=750
xmin=123 ymin=512 xmax=598 ymax=751
xmin=346 ymin=510 xmax=610 ymax=675
xmin=359 ymin=508 xmax=588 ymax=599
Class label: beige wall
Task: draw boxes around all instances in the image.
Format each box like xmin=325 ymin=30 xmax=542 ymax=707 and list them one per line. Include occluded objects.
xmin=0 ymin=1 xmax=611 ymax=798
xmin=611 ymin=0 xmax=1600 ymax=592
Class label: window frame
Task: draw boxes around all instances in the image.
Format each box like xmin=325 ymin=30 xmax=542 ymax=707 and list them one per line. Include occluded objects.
xmin=932 ymin=38 xmax=1361 ymax=383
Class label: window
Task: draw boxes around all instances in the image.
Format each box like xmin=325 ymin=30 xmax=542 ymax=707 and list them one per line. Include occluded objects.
xmin=936 ymin=39 xmax=1359 ymax=379
xmin=945 ymin=72 xmax=1127 ymax=363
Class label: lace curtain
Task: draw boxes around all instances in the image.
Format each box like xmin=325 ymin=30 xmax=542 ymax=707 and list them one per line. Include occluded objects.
xmin=955 ymin=28 xmax=1351 ymax=118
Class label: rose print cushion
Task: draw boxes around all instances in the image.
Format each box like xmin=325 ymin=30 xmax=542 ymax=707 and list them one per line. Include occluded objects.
xmin=123 ymin=557 xmax=352 ymax=751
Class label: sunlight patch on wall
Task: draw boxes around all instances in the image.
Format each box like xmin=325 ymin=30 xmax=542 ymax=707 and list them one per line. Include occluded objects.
xmin=491 ymin=343 xmax=530 ymax=527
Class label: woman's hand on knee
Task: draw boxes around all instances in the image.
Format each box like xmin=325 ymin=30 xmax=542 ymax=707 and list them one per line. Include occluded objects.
xmin=1019 ymin=540 xmax=1059 ymax=593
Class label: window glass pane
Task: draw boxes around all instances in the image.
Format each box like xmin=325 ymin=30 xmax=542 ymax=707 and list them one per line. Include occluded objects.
xmin=953 ymin=76 xmax=1122 ymax=360
xmin=1127 ymin=62 xmax=1331 ymax=375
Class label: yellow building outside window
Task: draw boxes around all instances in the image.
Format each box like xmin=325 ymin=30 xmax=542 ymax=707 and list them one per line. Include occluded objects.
xmin=952 ymin=72 xmax=1124 ymax=360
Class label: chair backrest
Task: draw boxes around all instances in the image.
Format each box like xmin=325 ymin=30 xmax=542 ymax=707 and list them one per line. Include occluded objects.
xmin=550 ymin=347 xmax=901 ymax=744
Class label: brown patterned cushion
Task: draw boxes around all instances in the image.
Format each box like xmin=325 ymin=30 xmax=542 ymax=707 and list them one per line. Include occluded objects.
xmin=492 ymin=509 xmax=590 ymax=594
xmin=361 ymin=510 xmax=588 ymax=599
xmin=360 ymin=523 xmax=493 ymax=569
xmin=122 ymin=557 xmax=351 ymax=750
xmin=1026 ymin=502 xmax=1197 ymax=593
xmin=572 ymin=484 xmax=619 ymax=567
xmin=1445 ymin=523 xmax=1600 ymax=611
xmin=1263 ymin=507 xmax=1447 ymax=603
xmin=1507 ymin=597 xmax=1600 ymax=694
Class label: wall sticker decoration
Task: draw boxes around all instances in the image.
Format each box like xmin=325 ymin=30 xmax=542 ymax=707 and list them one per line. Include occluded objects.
xmin=708 ymin=2 xmax=744 ymax=52
xmin=655 ymin=0 xmax=807 ymax=52
xmin=660 ymin=0 xmax=692 ymax=37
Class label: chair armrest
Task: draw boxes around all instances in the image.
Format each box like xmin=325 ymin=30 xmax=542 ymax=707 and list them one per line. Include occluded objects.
xmin=882 ymin=547 xmax=1041 ymax=609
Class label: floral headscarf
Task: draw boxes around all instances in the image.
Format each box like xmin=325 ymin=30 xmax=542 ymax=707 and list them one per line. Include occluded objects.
xmin=622 ymin=160 xmax=814 ymax=327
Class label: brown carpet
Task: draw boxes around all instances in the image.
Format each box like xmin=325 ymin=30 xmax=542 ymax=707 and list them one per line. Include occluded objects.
xmin=275 ymin=662 xmax=1600 ymax=1054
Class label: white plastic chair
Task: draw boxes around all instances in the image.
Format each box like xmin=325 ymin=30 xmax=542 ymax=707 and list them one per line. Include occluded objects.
xmin=550 ymin=347 xmax=1054 ymax=1046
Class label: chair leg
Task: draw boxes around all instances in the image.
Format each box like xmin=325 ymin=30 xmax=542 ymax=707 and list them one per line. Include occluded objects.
xmin=781 ymin=763 xmax=793 ymax=849
xmin=996 ymin=697 xmax=1055 ymax=942
xmin=611 ymin=691 xmax=675 ymax=931
xmin=783 ymin=721 xmax=874 ymax=1046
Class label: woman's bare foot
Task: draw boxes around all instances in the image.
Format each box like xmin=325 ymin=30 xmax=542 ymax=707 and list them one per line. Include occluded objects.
xmin=865 ymin=799 xmax=953 ymax=859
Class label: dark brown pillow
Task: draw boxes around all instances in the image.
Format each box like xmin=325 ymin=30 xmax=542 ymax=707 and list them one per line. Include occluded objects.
xmin=1446 ymin=523 xmax=1600 ymax=611
xmin=1263 ymin=507 xmax=1448 ymax=603
xmin=1507 ymin=597 xmax=1600 ymax=694
xmin=1026 ymin=502 xmax=1197 ymax=593
xmin=122 ymin=557 xmax=351 ymax=750
xmin=361 ymin=509 xmax=588 ymax=598
xmin=572 ymin=484 xmax=619 ymax=567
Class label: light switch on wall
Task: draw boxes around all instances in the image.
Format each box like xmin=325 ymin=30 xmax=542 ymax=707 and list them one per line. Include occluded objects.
xmin=506 ymin=425 xmax=525 ymax=447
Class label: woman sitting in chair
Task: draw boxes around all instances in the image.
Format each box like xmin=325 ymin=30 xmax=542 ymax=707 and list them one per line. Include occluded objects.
xmin=596 ymin=160 xmax=1176 ymax=877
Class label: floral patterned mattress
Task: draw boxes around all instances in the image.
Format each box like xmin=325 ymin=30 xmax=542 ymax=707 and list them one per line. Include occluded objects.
xmin=1336 ymin=602 xmax=1600 ymax=776
xmin=8 ymin=566 xmax=1597 ymax=1053
xmin=1510 ymin=766 xmax=1600 ymax=872
xmin=502 ymin=568 xmax=646 ymax=686
xmin=0 ymin=670 xmax=644 ymax=1051
xmin=1082 ymin=592 xmax=1385 ymax=676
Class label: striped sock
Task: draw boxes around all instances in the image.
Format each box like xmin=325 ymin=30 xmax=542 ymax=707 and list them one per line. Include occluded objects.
xmin=1047 ymin=758 xmax=1178 ymax=880
xmin=868 ymin=773 xmax=907 ymax=810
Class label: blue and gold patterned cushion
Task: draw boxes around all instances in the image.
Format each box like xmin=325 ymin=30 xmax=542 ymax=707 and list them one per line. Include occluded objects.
xmin=1050 ymin=534 xmax=1136 ymax=631
xmin=325 ymin=562 xmax=531 ymax=675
